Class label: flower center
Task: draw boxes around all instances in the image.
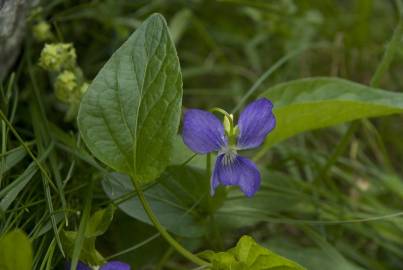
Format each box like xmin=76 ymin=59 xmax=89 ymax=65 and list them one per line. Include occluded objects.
xmin=220 ymin=146 xmax=238 ymax=166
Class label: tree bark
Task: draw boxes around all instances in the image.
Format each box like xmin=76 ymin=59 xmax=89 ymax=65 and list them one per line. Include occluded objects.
xmin=0 ymin=0 xmax=37 ymax=81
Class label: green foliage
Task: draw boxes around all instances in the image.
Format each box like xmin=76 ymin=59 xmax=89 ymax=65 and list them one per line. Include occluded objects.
xmin=78 ymin=14 xmax=183 ymax=185
xmin=0 ymin=146 xmax=26 ymax=175
xmin=266 ymin=237 xmax=364 ymax=270
xmin=199 ymin=235 xmax=305 ymax=270
xmin=61 ymin=206 xmax=115 ymax=265
xmin=261 ymin=77 xmax=403 ymax=149
xmin=103 ymin=166 xmax=216 ymax=237
xmin=3 ymin=1 xmax=403 ymax=269
xmin=0 ymin=230 xmax=33 ymax=270
xmin=86 ymin=205 xmax=115 ymax=238
xmin=0 ymin=161 xmax=38 ymax=213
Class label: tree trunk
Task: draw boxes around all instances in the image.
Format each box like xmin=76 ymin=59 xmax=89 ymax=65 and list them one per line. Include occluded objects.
xmin=0 ymin=0 xmax=36 ymax=81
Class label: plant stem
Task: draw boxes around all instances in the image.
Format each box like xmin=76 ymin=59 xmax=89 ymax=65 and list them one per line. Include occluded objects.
xmin=131 ymin=176 xmax=210 ymax=267
xmin=206 ymin=153 xmax=212 ymax=179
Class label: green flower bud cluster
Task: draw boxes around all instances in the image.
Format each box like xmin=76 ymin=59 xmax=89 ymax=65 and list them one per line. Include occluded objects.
xmin=38 ymin=43 xmax=77 ymax=72
xmin=54 ymin=71 xmax=89 ymax=104
xmin=33 ymin=21 xmax=54 ymax=42
xmin=54 ymin=71 xmax=79 ymax=103
xmin=38 ymin=42 xmax=87 ymax=106
xmin=32 ymin=12 xmax=88 ymax=120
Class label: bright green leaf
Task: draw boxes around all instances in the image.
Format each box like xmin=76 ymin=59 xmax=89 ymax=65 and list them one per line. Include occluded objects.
xmin=62 ymin=206 xmax=115 ymax=265
xmin=200 ymin=235 xmax=305 ymax=270
xmin=260 ymin=77 xmax=403 ymax=151
xmin=78 ymin=13 xmax=182 ymax=184
xmin=0 ymin=230 xmax=33 ymax=270
xmin=86 ymin=205 xmax=115 ymax=238
xmin=61 ymin=230 xmax=105 ymax=266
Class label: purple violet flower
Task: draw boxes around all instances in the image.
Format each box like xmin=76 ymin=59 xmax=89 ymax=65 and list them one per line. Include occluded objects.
xmin=182 ymin=98 xmax=276 ymax=197
xmin=65 ymin=260 xmax=130 ymax=270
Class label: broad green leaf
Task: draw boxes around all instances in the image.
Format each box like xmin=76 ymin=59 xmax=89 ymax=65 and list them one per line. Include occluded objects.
xmin=260 ymin=77 xmax=403 ymax=150
xmin=78 ymin=14 xmax=182 ymax=184
xmin=102 ymin=165 xmax=212 ymax=237
xmin=200 ymin=235 xmax=305 ymax=270
xmin=0 ymin=230 xmax=33 ymax=270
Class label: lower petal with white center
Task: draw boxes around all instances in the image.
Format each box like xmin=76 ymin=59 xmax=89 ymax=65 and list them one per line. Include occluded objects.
xmin=211 ymin=154 xmax=261 ymax=197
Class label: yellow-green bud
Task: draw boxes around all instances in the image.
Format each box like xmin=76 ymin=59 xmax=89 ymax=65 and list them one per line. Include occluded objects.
xmin=223 ymin=114 xmax=233 ymax=136
xmin=38 ymin=43 xmax=77 ymax=72
xmin=223 ymin=113 xmax=239 ymax=145
xmin=33 ymin=21 xmax=53 ymax=42
xmin=54 ymin=71 xmax=79 ymax=103
xmin=28 ymin=7 xmax=44 ymax=21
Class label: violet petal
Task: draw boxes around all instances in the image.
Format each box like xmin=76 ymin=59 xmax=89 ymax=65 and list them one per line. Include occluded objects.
xmin=64 ymin=261 xmax=91 ymax=270
xmin=211 ymin=154 xmax=261 ymax=197
xmin=100 ymin=261 xmax=131 ymax=270
xmin=237 ymin=98 xmax=275 ymax=149
xmin=182 ymin=109 xmax=227 ymax=154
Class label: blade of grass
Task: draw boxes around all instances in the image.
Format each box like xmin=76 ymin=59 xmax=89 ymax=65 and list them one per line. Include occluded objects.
xmin=70 ymin=178 xmax=95 ymax=270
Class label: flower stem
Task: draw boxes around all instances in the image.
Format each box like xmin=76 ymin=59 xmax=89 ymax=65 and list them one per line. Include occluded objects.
xmin=206 ymin=153 xmax=212 ymax=179
xmin=131 ymin=176 xmax=210 ymax=267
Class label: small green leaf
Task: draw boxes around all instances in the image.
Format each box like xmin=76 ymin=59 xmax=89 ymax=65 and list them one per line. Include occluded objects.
xmin=61 ymin=230 xmax=105 ymax=266
xmin=0 ymin=230 xmax=33 ymax=270
xmin=200 ymin=235 xmax=305 ymax=270
xmin=62 ymin=206 xmax=115 ymax=265
xmin=78 ymin=13 xmax=182 ymax=184
xmin=86 ymin=205 xmax=115 ymax=238
xmin=260 ymin=77 xmax=403 ymax=150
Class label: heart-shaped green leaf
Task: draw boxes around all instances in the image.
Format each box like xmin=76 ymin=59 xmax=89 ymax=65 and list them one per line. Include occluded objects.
xmin=78 ymin=14 xmax=182 ymax=184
